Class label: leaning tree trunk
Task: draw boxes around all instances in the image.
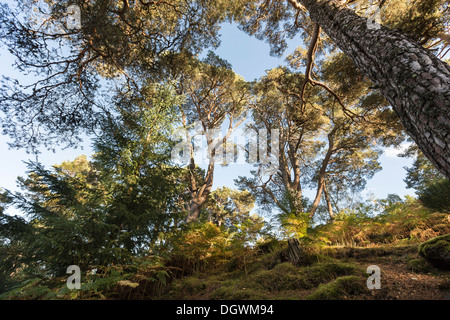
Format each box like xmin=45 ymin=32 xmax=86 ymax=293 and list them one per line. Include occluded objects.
xmin=297 ymin=0 xmax=450 ymax=179
xmin=323 ymin=182 xmax=334 ymax=221
xmin=309 ymin=129 xmax=335 ymax=218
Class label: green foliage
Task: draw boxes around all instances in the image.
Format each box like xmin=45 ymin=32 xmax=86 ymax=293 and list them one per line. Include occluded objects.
xmin=377 ymin=0 xmax=449 ymax=45
xmin=418 ymin=179 xmax=450 ymax=213
xmin=0 ymin=0 xmax=232 ymax=150
xmin=1 ymin=158 xmax=132 ymax=276
xmin=236 ymin=59 xmax=399 ymax=234
xmin=0 ymin=82 xmax=188 ymax=285
xmin=0 ymin=278 xmax=56 ymax=300
xmin=1 ymin=255 xmax=173 ymax=300
xmin=1 ymin=0 xmax=449 ymax=301
xmin=402 ymin=144 xmax=446 ymax=193
xmin=168 ymin=222 xmax=232 ymax=274
xmin=165 ymin=213 xmax=270 ymax=278
xmin=401 ymin=144 xmax=450 ymax=212
xmin=203 ymin=187 xmax=256 ymax=229
xmin=278 ymin=212 xmax=311 ymax=239
xmin=314 ymin=197 xmax=449 ymax=246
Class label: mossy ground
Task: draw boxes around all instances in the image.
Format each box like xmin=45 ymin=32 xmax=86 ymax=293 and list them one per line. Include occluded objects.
xmin=2 ymin=240 xmax=449 ymax=300
xmin=156 ymin=241 xmax=450 ymax=300
xmin=2 ymin=204 xmax=449 ymax=300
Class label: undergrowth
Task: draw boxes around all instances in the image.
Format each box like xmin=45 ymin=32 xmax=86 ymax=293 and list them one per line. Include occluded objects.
xmin=1 ymin=199 xmax=448 ymax=300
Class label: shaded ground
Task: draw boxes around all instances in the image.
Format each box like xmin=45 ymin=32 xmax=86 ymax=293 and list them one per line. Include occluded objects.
xmin=358 ymin=257 xmax=449 ymax=300
xmin=156 ymin=245 xmax=450 ymax=300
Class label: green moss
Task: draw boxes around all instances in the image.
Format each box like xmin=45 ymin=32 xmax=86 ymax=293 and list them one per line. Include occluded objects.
xmin=407 ymin=257 xmax=434 ymax=273
xmin=301 ymin=262 xmax=362 ymax=288
xmin=249 ymin=262 xmax=306 ymax=291
xmin=306 ymin=275 xmax=366 ymax=300
xmin=418 ymin=234 xmax=450 ymax=269
xmin=180 ymin=276 xmax=207 ymax=293
xmin=162 ymin=275 xmax=224 ymax=299
xmin=210 ymin=286 xmax=268 ymax=300
xmin=248 ymin=261 xmax=362 ymax=292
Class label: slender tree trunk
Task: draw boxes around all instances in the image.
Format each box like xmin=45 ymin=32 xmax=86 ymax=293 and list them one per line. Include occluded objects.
xmin=290 ymin=150 xmax=304 ymax=214
xmin=309 ymin=181 xmax=324 ymax=218
xmin=323 ymin=182 xmax=334 ymax=221
xmin=296 ymin=0 xmax=450 ymax=178
xmin=309 ymin=129 xmax=335 ymax=218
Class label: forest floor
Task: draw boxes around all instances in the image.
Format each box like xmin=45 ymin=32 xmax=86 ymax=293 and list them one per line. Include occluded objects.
xmin=346 ymin=248 xmax=449 ymax=300
xmin=156 ymin=244 xmax=450 ymax=300
xmin=2 ymin=204 xmax=448 ymax=301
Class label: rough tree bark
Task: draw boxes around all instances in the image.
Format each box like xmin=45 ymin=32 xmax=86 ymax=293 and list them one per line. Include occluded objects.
xmin=185 ymin=124 xmax=236 ymax=223
xmin=185 ymin=144 xmax=216 ymax=223
xmin=293 ymin=0 xmax=450 ymax=179
xmin=287 ymin=238 xmax=304 ymax=264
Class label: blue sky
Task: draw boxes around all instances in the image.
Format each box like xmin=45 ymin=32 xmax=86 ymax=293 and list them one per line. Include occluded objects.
xmin=0 ymin=6 xmax=417 ymax=218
